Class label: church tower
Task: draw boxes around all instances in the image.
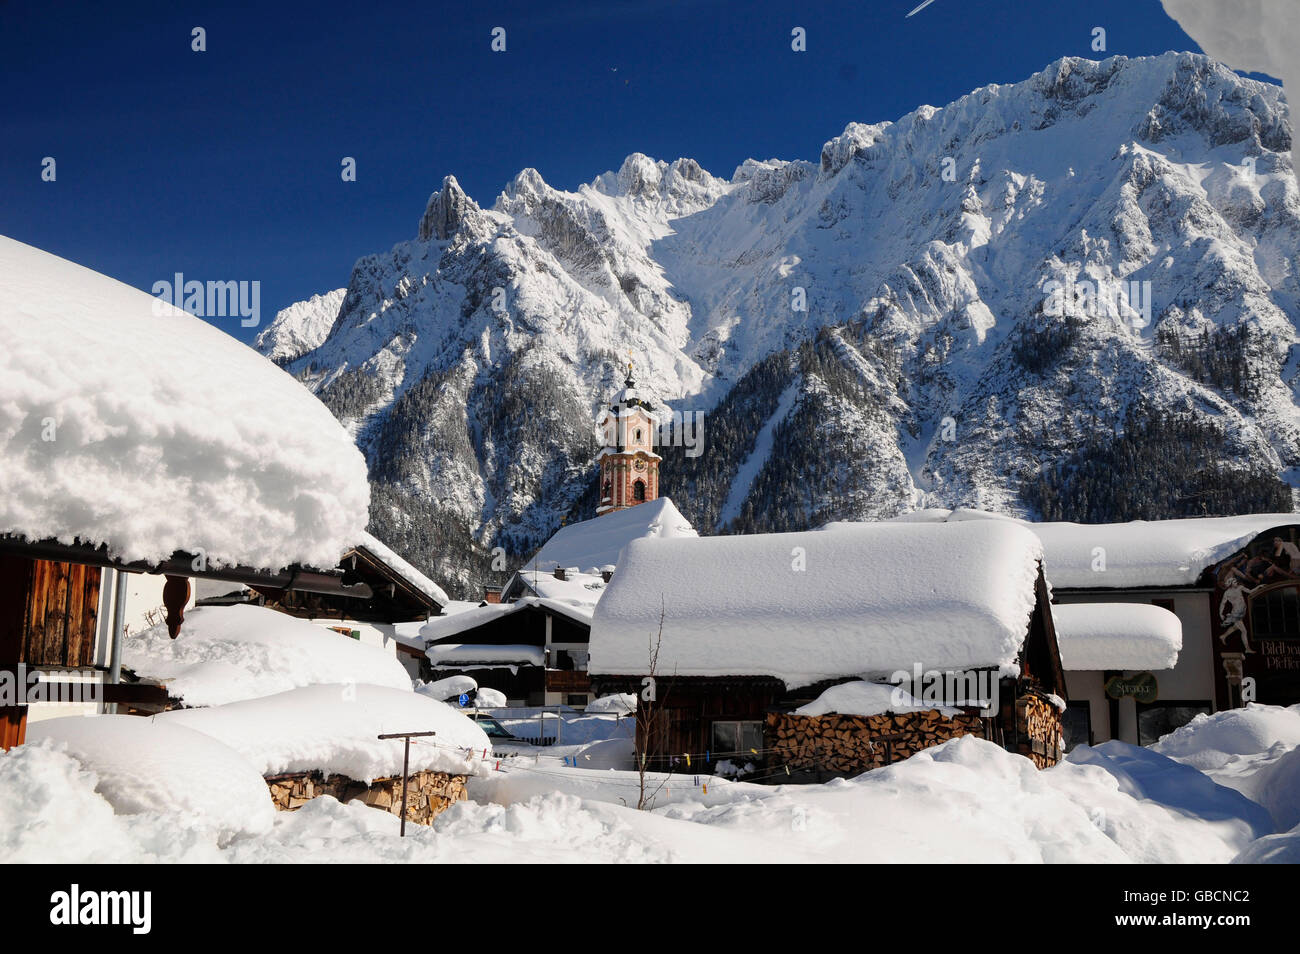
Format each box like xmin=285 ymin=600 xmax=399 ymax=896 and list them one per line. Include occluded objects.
xmin=596 ymin=365 xmax=660 ymax=515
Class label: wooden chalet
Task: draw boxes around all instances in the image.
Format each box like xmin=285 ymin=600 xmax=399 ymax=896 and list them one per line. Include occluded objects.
xmin=588 ymin=520 xmax=1069 ymax=780
xmin=0 ymin=536 xmax=371 ymax=748
xmin=249 ymin=532 xmax=447 ymax=625
xmin=420 ymin=597 xmax=594 ymax=707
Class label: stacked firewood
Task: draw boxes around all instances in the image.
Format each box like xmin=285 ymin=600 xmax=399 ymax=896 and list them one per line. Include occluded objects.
xmin=1015 ymin=694 xmax=1064 ymax=768
xmin=266 ymin=769 xmax=468 ymax=825
xmin=767 ymin=710 xmax=986 ymax=776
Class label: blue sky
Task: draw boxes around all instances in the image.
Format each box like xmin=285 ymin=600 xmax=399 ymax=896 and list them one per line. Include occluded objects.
xmin=1 ymin=0 xmax=1227 ymax=343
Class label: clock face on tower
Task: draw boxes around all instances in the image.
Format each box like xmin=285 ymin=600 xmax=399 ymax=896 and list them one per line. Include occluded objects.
xmin=634 ymin=460 xmax=646 ymax=472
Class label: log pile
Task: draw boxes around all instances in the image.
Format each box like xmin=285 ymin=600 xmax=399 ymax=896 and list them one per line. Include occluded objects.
xmin=766 ymin=709 xmax=986 ymax=777
xmin=266 ymin=769 xmax=468 ymax=825
xmin=1015 ymin=693 xmax=1064 ymax=769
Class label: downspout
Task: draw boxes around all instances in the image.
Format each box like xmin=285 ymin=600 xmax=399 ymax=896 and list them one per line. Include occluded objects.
xmin=108 ymin=570 xmax=128 ymax=712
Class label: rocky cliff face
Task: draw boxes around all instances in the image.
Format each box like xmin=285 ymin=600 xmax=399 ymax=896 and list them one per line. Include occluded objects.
xmin=259 ymin=53 xmax=1299 ymax=597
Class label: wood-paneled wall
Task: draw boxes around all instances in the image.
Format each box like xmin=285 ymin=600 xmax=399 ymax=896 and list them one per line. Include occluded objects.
xmin=0 ymin=554 xmax=102 ymax=668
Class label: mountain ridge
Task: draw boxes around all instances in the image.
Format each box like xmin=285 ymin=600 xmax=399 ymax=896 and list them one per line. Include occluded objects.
xmin=258 ymin=51 xmax=1299 ymax=598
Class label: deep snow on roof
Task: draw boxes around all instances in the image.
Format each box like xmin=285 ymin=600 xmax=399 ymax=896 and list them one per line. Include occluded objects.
xmin=520 ymin=497 xmax=697 ymax=577
xmin=0 ymin=236 xmax=369 ymax=571
xmin=121 ymin=604 xmax=414 ymax=706
xmin=884 ymin=509 xmax=1296 ymax=589
xmin=589 ymin=520 xmax=1045 ymax=687
xmin=512 ymin=498 xmax=698 ymax=614
xmin=419 ymin=596 xmax=592 ymax=643
xmin=159 ymin=684 xmax=489 ymax=781
xmin=1051 ymin=603 xmax=1183 ymax=671
xmin=356 ymin=531 xmax=448 ymax=606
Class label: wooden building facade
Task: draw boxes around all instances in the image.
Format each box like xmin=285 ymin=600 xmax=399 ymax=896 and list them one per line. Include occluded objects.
xmin=593 ymin=566 xmax=1068 ymax=779
xmin=0 ymin=535 xmax=374 ymax=751
xmin=421 ymin=599 xmax=594 ymax=707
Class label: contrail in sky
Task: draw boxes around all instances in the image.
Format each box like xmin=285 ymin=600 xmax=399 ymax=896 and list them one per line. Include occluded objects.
xmin=906 ymin=0 xmax=938 ymax=16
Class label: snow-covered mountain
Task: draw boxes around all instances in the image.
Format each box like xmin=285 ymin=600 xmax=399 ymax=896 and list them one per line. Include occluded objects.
xmin=259 ymin=52 xmax=1300 ymax=597
xmin=255 ymin=288 xmax=347 ymax=365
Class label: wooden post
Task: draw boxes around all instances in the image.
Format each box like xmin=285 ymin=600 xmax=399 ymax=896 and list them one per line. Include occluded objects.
xmin=376 ymin=730 xmax=437 ymax=836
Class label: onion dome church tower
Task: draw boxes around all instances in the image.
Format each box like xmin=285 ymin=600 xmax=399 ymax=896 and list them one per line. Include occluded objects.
xmin=596 ymin=365 xmax=660 ymax=515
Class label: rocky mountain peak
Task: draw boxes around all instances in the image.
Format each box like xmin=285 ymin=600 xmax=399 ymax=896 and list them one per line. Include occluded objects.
xmin=417 ymin=174 xmax=483 ymax=242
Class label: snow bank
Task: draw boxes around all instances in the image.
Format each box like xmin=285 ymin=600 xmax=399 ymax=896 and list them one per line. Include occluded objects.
xmin=1052 ymin=603 xmax=1182 ymax=671
xmin=1151 ymin=703 xmax=1300 ymax=830
xmin=158 ymin=684 xmax=491 ymax=781
xmin=1068 ymin=741 xmax=1272 ymax=845
xmin=0 ymin=236 xmax=369 ymax=571
xmin=1151 ymin=703 xmax=1300 ymax=772
xmin=586 ymin=692 xmax=636 ymax=715
xmin=4 ymin=719 xmax=1289 ymax=864
xmin=25 ymin=715 xmax=275 ymax=838
xmin=1234 ymin=823 xmax=1300 ymax=864
xmin=0 ymin=743 xmax=175 ymax=863
xmin=122 ymin=604 xmax=413 ymax=706
xmin=476 ymin=687 xmax=507 ymax=708
xmin=591 ymin=521 xmax=1045 ymax=686
xmin=794 ymin=680 xmax=959 ymax=718
xmin=417 ymin=675 xmax=477 ymax=703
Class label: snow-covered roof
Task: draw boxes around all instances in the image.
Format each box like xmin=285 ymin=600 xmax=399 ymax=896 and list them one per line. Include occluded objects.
xmin=0 ymin=236 xmax=369 ymax=572
xmin=515 ymin=570 xmax=609 ymax=615
xmin=27 ymin=715 xmax=277 ymax=837
xmin=355 ymin=531 xmax=448 ymax=606
xmin=420 ymin=602 xmax=516 ymax=641
xmin=1052 ymin=603 xmax=1182 ymax=671
xmin=589 ymin=521 xmax=1046 ymax=687
xmin=419 ymin=596 xmax=592 ymax=643
xmin=885 ymin=509 xmax=1296 ymax=589
xmin=526 ymin=497 xmax=697 ymax=571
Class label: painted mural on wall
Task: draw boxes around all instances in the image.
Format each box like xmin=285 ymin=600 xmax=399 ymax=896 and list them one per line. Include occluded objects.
xmin=1211 ymin=525 xmax=1300 ymax=706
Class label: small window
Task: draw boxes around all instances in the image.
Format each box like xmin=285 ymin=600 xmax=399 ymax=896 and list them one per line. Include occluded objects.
xmin=1136 ymin=700 xmax=1211 ymax=747
xmin=633 ymin=479 xmax=646 ymax=501
xmin=1249 ymin=584 xmax=1300 ymax=640
xmin=711 ymin=720 xmax=763 ymax=756
xmin=566 ymin=694 xmax=589 ymax=707
xmin=635 ymin=428 xmax=642 ymax=442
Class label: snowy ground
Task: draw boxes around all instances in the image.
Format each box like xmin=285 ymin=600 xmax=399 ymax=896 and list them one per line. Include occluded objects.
xmin=3 ymin=702 xmax=1297 ymax=864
